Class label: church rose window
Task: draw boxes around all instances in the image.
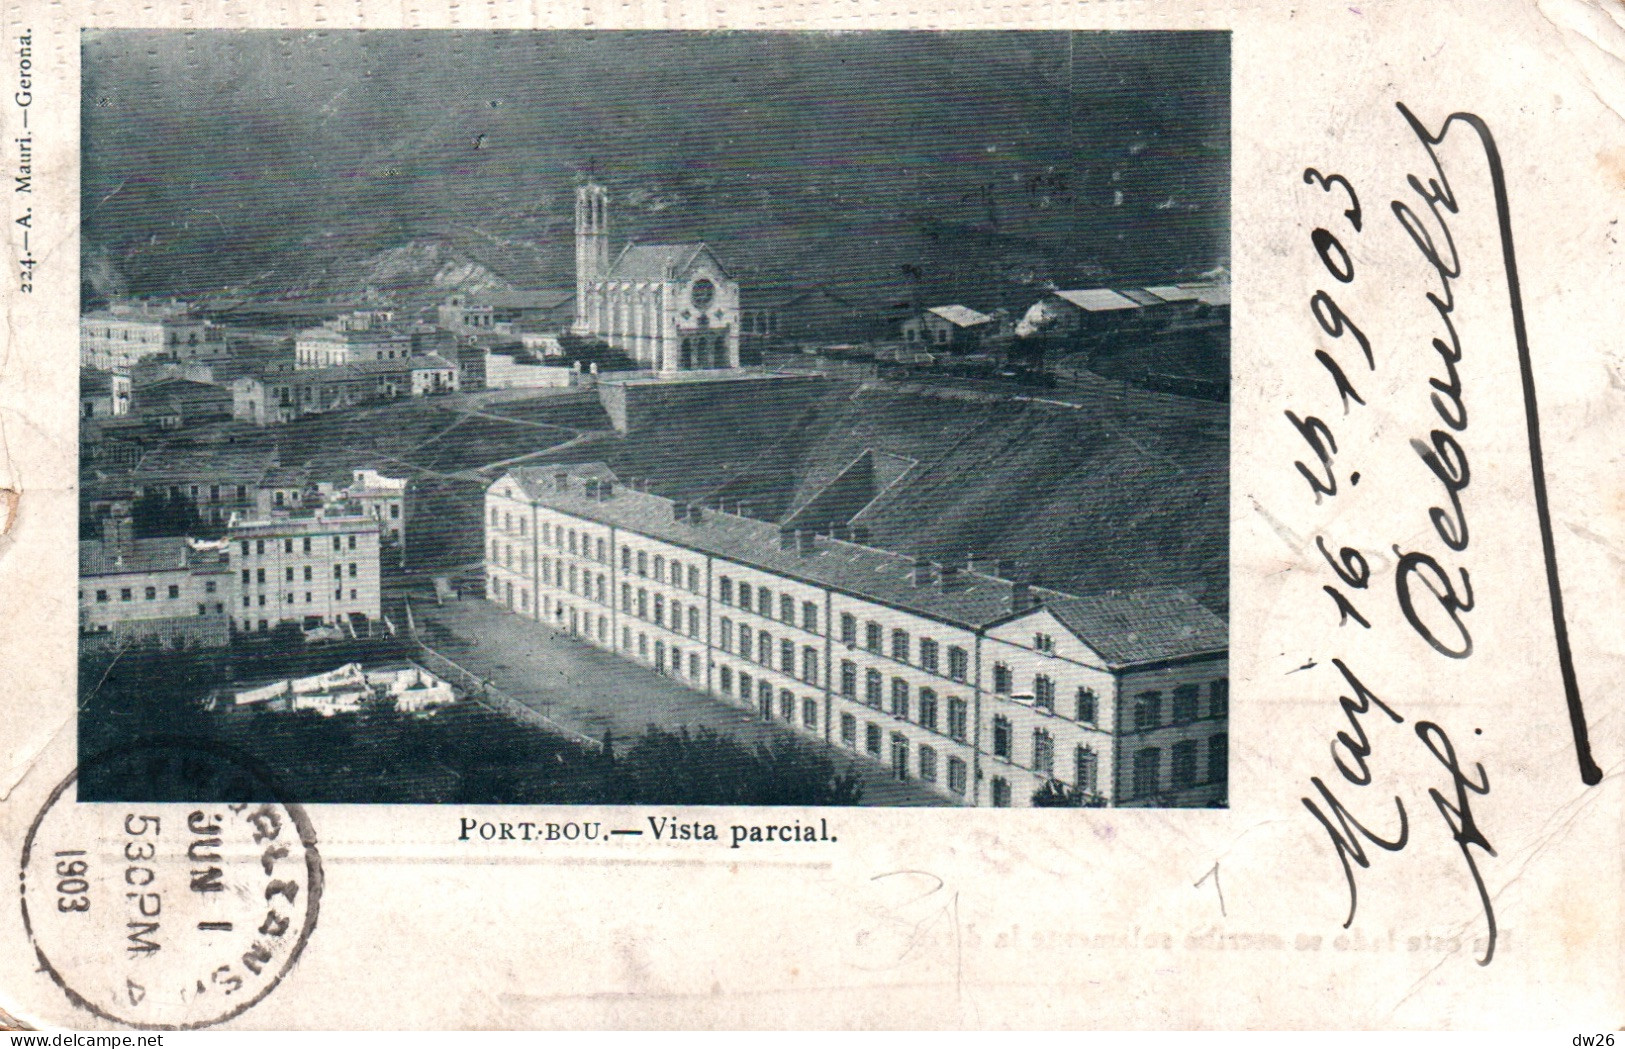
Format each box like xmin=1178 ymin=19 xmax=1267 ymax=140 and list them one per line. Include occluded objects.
xmin=690 ymin=279 xmax=715 ymax=310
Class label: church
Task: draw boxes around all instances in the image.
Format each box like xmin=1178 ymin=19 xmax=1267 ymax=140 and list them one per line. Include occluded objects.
xmin=573 ymin=182 xmax=741 ymax=373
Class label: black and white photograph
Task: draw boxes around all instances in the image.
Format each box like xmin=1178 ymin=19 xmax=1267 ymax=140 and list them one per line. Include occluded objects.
xmin=77 ymin=29 xmax=1230 ymax=808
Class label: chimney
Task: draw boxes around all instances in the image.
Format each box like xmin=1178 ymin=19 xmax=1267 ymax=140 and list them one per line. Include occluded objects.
xmin=554 ymin=471 xmax=569 ymax=491
xmin=911 ymin=557 xmax=935 ymax=587
xmin=937 ymin=563 xmax=960 ymax=589
xmin=967 ymin=552 xmax=996 ymax=574
xmin=673 ymin=501 xmax=688 ymax=521
xmin=686 ymin=503 xmax=704 ymax=523
xmin=778 ymin=528 xmax=796 ymax=551
xmin=848 ymin=525 xmax=870 ymax=544
xmin=1011 ymin=580 xmax=1037 ymax=613
xmin=796 ymin=529 xmax=816 ymax=555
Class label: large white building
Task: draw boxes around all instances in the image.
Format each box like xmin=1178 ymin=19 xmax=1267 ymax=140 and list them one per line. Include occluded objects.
xmin=225 ymin=511 xmax=382 ymax=635
xmin=573 ymin=182 xmax=741 ymax=373
xmin=484 ymin=466 xmax=1227 ymax=808
xmin=80 ymin=304 xmax=217 ymax=371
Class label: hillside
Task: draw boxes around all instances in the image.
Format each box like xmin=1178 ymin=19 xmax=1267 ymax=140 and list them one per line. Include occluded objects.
xmin=82 ymin=31 xmax=1229 ymax=311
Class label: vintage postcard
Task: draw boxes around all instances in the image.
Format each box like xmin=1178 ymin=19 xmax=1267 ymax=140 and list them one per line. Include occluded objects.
xmin=0 ymin=0 xmax=1621 ymax=1031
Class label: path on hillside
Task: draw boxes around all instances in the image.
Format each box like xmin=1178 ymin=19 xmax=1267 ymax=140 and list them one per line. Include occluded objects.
xmin=412 ymin=597 xmax=952 ymax=807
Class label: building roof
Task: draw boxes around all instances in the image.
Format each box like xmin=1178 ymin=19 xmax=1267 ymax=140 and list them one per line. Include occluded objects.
xmin=80 ymin=368 xmax=121 ymax=397
xmin=604 ymin=243 xmax=724 ymax=283
xmin=497 ymin=467 xmax=1223 ymax=662
xmin=1115 ymin=288 xmax=1170 ymax=307
xmin=227 ymin=512 xmax=381 ymax=538
xmin=80 ymin=536 xmax=224 ymax=576
xmin=409 ymin=353 xmax=458 ymax=371
xmin=481 ymin=288 xmax=575 ymax=310
xmin=1140 ymin=285 xmax=1201 ymax=302
xmin=1051 ymin=289 xmax=1142 ymax=312
xmin=924 ymin=305 xmax=995 ymax=329
xmin=1035 ymin=586 xmax=1229 ymax=668
xmin=1181 ymin=283 xmax=1231 ymax=307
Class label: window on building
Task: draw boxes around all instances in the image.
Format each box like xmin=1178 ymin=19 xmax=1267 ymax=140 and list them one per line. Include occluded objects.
xmin=720 ymin=617 xmax=734 ymax=650
xmin=841 ymin=713 xmax=857 ymax=747
xmin=1134 ymin=748 xmax=1162 ymax=799
xmin=1134 ymin=692 xmax=1162 ymax=731
xmin=302 ymin=566 xmax=311 ymax=582
xmin=636 ymin=551 xmax=647 ymax=577
xmin=688 ymin=607 xmax=700 ymax=638
xmin=865 ymin=621 xmax=882 ymax=652
xmin=285 ymin=567 xmax=294 ymax=583
xmin=333 ymin=565 xmax=343 ymax=580
xmin=719 ymin=665 xmax=733 ymax=693
xmin=891 ymin=629 xmax=910 ymax=663
xmin=240 ymin=540 xmax=251 ymax=556
xmin=257 ymin=569 xmax=266 ymax=584
xmin=759 ymin=632 xmax=774 ymax=668
xmin=621 ymin=584 xmax=632 ymax=614
xmin=738 ymin=626 xmax=752 ymax=661
xmin=993 ymin=662 xmax=1012 ymax=694
xmin=1076 ymin=687 xmax=1098 ymax=724
xmin=1172 ymin=740 xmax=1199 ymax=789
xmin=1035 ymin=632 xmax=1054 ymax=653
xmin=991 ymin=777 xmax=1011 ymax=807
xmin=918 ymin=745 xmax=937 ymax=783
xmin=890 ymin=678 xmax=909 ymax=720
xmin=166 ymin=584 xmax=179 ymax=599
xmin=1208 ymin=734 xmax=1228 ymax=784
xmin=95 ymin=589 xmax=108 ymax=603
xmin=802 ymin=646 xmax=818 ymax=685
xmin=948 ymin=698 xmax=968 ymax=742
xmin=1210 ymin=678 xmax=1230 ymax=719
xmin=865 ymin=722 xmax=882 ymax=756
xmin=1033 ymin=728 xmax=1055 ymax=776
xmin=303 ymin=538 xmax=311 ymax=554
xmin=919 ymin=638 xmax=939 ymax=673
xmin=781 ymin=638 xmax=795 ymax=674
xmin=638 ymin=634 xmax=649 ymax=658
xmin=865 ymin=668 xmax=883 ymax=708
xmin=840 ymin=661 xmax=857 ymax=699
xmin=948 ymin=646 xmax=968 ymax=682
xmin=758 ymin=680 xmax=773 ymax=718
xmin=739 ymin=671 xmax=753 ymax=699
xmin=349 ymin=563 xmax=358 ymax=578
xmin=1034 ymin=674 xmax=1056 ymax=712
xmin=1173 ymin=684 xmax=1200 ymax=724
xmin=1075 ymin=747 xmax=1099 ymax=796
xmin=947 ymin=756 xmax=967 ymax=795
xmin=802 ymin=602 xmax=818 ymax=633
xmin=621 ymin=546 xmax=632 ymax=572
xmin=653 ymin=594 xmax=664 ymax=625
xmin=916 ymin=689 xmax=938 ymax=732
xmin=840 ymin=613 xmax=857 ymax=646
xmin=637 ymin=589 xmax=648 ymax=620
xmin=718 ymin=576 xmax=733 ymax=605
xmin=802 ymin=698 xmax=818 ymax=730
xmin=992 ymin=715 xmax=1012 ymax=758
xmin=779 ymin=594 xmax=794 ymax=623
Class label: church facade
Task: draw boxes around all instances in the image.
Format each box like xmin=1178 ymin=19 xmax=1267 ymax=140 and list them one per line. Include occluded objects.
xmin=573 ymin=182 xmax=741 ymax=373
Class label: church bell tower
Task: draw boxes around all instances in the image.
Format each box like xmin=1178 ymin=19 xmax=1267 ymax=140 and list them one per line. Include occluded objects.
xmin=574 ymin=182 xmax=610 ymax=333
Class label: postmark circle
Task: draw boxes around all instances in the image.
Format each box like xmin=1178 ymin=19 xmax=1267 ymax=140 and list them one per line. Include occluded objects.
xmin=19 ymin=737 xmax=323 ymax=1030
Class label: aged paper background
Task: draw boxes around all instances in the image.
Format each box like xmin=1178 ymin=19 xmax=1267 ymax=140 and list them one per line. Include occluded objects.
xmin=2 ymin=0 xmax=1623 ymax=1030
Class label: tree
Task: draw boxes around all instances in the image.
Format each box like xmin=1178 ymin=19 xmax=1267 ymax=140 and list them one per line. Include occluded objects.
xmin=1031 ymin=779 xmax=1109 ymax=808
xmin=607 ymin=726 xmax=866 ymax=806
xmin=130 ymin=491 xmax=202 ymax=538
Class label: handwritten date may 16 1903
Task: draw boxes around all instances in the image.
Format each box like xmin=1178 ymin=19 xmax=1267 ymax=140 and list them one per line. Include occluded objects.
xmin=1291 ymin=104 xmax=1600 ymax=968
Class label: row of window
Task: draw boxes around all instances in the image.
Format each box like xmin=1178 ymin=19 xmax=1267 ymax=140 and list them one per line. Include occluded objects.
xmin=838 ymin=715 xmax=972 ymax=795
xmin=1132 ymin=681 xmax=1228 ymax=731
xmin=838 ymin=615 xmax=971 ymax=682
xmin=238 ymin=534 xmax=360 ymax=557
xmin=1132 ymin=736 xmax=1227 ymax=798
xmin=837 ymin=659 xmax=971 ymax=742
xmin=625 ymin=546 xmax=704 ymax=593
xmin=240 ymin=589 xmax=359 ymax=607
xmin=89 ymin=582 xmax=189 ymax=603
xmin=718 ymin=617 xmax=820 ymax=685
xmin=718 ymin=576 xmax=820 ymax=633
xmin=241 ymin=563 xmax=360 ymax=585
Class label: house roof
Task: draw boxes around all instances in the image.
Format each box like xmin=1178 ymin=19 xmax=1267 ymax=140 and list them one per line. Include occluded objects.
xmin=1141 ymin=285 xmax=1201 ymax=302
xmin=1181 ymin=283 xmax=1231 ymax=307
xmin=481 ymin=288 xmax=574 ymax=310
xmin=1034 ymin=586 xmax=1229 ymax=668
xmin=496 ymin=467 xmax=1224 ymax=660
xmin=604 ymin=243 xmax=726 ymax=283
xmin=80 ymin=536 xmax=224 ymax=576
xmin=925 ymin=305 xmax=994 ymax=328
xmin=1116 ymin=288 xmax=1170 ymax=307
xmin=1051 ymin=289 xmax=1142 ymax=312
